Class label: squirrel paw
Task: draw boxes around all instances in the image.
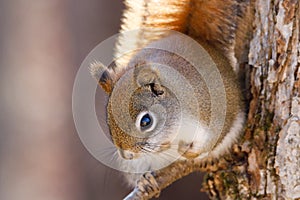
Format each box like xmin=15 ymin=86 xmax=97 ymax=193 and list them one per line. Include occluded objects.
xmin=124 ymin=172 xmax=160 ymax=200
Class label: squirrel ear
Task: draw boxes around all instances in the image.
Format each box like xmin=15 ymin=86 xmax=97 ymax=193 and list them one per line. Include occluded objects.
xmin=135 ymin=67 xmax=159 ymax=86
xmin=135 ymin=67 xmax=164 ymax=96
xmin=90 ymin=61 xmax=115 ymax=94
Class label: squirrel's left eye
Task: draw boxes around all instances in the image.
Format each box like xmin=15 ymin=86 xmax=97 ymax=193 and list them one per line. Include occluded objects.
xmin=136 ymin=111 xmax=156 ymax=132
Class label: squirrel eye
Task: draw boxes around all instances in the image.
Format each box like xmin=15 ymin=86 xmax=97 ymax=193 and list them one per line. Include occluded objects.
xmin=140 ymin=114 xmax=152 ymax=128
xmin=136 ymin=111 xmax=156 ymax=132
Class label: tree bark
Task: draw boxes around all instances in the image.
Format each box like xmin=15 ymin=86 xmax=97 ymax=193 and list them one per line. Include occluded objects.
xmin=203 ymin=0 xmax=300 ymax=199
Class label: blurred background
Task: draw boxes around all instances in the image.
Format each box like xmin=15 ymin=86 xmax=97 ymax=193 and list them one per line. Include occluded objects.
xmin=0 ymin=1 xmax=208 ymax=199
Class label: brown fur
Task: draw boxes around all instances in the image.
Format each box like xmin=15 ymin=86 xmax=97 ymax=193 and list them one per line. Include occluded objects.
xmin=91 ymin=0 xmax=252 ymax=190
xmin=113 ymin=0 xmax=253 ymax=68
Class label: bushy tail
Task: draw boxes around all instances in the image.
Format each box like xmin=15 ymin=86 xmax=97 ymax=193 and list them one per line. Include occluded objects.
xmin=115 ymin=0 xmax=253 ymax=70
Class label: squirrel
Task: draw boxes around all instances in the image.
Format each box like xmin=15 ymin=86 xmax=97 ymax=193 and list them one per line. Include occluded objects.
xmin=91 ymin=0 xmax=253 ymax=199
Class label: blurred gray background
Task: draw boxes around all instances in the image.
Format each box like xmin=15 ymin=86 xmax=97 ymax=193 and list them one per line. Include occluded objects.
xmin=0 ymin=1 xmax=208 ymax=199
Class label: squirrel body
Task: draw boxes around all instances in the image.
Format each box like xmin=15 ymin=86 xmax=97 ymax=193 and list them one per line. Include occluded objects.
xmin=91 ymin=0 xmax=252 ymax=198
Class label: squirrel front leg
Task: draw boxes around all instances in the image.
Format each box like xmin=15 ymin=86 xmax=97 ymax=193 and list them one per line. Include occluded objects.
xmin=124 ymin=158 xmax=223 ymax=200
xmin=124 ymin=161 xmax=193 ymax=200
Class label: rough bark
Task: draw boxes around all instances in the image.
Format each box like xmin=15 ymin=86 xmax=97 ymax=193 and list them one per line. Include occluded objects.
xmin=203 ymin=0 xmax=300 ymax=199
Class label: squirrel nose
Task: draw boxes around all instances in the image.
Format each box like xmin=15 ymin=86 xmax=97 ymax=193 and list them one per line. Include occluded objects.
xmin=118 ymin=149 xmax=139 ymax=160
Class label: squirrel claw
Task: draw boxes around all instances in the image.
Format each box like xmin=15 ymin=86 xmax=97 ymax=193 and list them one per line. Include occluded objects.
xmin=124 ymin=172 xmax=160 ymax=200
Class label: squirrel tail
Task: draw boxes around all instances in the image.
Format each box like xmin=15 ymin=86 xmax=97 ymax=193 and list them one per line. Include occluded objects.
xmin=187 ymin=0 xmax=254 ymax=68
xmin=114 ymin=0 xmax=253 ymax=69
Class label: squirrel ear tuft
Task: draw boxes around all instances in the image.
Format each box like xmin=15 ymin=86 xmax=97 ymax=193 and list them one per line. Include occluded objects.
xmin=90 ymin=61 xmax=115 ymax=94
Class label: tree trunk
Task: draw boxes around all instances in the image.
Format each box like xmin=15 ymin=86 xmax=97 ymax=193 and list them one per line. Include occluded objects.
xmin=203 ymin=0 xmax=300 ymax=199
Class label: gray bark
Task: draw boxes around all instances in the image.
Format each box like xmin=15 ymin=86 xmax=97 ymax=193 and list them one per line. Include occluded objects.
xmin=203 ymin=0 xmax=300 ymax=199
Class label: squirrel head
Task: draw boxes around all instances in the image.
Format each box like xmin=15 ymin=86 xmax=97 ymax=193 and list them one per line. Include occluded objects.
xmin=91 ymin=54 xmax=187 ymax=160
xmin=91 ymin=45 xmax=217 ymax=162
